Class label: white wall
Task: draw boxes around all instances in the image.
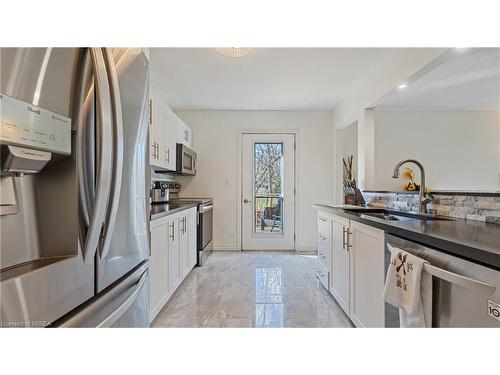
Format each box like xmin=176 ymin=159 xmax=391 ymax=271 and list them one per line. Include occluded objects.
xmin=331 ymin=48 xmax=447 ymax=199
xmin=373 ymin=109 xmax=500 ymax=191
xmin=175 ymin=110 xmax=334 ymax=252
xmin=335 ymin=122 xmax=358 ymax=202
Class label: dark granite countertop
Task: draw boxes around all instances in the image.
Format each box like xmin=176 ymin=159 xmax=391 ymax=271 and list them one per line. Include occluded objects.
xmin=150 ymin=202 xmax=198 ymax=221
xmin=362 ymin=189 xmax=500 ymax=197
xmin=314 ymin=204 xmax=500 ymax=270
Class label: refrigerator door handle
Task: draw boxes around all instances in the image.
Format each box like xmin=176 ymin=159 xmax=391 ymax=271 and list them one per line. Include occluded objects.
xmin=82 ymin=48 xmax=114 ymax=264
xmin=96 ymin=269 xmax=148 ymax=327
xmin=76 ymin=50 xmax=95 ymax=229
xmin=100 ymin=48 xmax=124 ymax=260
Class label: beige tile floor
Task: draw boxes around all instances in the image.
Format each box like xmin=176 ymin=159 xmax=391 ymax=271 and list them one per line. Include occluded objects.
xmin=152 ymin=251 xmax=353 ymax=328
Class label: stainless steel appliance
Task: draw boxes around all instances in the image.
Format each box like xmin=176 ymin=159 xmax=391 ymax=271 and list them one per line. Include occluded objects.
xmin=150 ymin=181 xmax=171 ymax=203
xmin=170 ymin=197 xmax=213 ymax=265
xmin=385 ymin=234 xmax=499 ymax=327
xmin=0 ymin=48 xmax=150 ymax=327
xmin=176 ymin=143 xmax=197 ymax=175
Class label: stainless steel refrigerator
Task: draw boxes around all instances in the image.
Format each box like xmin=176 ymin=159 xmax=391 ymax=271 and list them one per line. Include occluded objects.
xmin=0 ymin=48 xmax=150 ymax=327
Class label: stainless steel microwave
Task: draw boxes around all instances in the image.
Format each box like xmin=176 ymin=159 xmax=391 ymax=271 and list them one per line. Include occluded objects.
xmin=176 ymin=143 xmax=197 ymax=175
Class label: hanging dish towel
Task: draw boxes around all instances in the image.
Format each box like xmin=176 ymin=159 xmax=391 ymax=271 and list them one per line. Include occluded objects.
xmin=383 ymin=244 xmax=432 ymax=328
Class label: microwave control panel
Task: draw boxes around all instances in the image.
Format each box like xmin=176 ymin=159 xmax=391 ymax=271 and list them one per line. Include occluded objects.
xmin=0 ymin=93 xmax=71 ymax=155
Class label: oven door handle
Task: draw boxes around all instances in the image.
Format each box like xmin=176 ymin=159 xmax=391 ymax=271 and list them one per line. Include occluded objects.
xmin=423 ymin=263 xmax=496 ymax=295
xmin=200 ymin=204 xmax=213 ymax=213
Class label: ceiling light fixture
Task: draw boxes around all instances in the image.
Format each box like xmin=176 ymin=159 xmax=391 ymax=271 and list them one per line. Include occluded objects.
xmin=215 ymin=47 xmax=252 ymax=58
xmin=398 ymin=83 xmax=408 ymax=90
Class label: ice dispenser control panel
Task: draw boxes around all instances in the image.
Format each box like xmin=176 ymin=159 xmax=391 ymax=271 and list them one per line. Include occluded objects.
xmin=0 ymin=93 xmax=71 ymax=155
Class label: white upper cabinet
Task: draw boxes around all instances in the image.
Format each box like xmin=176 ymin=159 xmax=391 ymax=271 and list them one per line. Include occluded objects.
xmin=149 ymin=87 xmax=177 ymax=171
xmin=149 ymin=88 xmax=167 ymax=170
xmin=164 ymin=106 xmax=178 ymax=171
xmin=176 ymin=114 xmax=192 ymax=148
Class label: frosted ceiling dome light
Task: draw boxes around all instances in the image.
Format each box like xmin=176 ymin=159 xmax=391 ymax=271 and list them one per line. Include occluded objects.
xmin=215 ymin=47 xmax=252 ymax=58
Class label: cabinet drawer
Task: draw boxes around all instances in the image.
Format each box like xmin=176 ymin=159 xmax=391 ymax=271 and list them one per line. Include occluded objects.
xmin=317 ymin=244 xmax=330 ymax=269
xmin=316 ymin=261 xmax=330 ymax=290
xmin=318 ymin=229 xmax=330 ymax=248
xmin=318 ymin=212 xmax=330 ymax=231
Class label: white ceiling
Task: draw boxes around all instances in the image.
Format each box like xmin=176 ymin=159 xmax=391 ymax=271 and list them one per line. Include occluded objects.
xmin=149 ymin=48 xmax=394 ymax=110
xmin=375 ymin=48 xmax=500 ymax=109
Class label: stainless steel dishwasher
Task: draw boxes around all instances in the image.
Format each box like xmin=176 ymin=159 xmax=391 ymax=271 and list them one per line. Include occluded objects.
xmin=385 ymin=234 xmax=499 ymax=328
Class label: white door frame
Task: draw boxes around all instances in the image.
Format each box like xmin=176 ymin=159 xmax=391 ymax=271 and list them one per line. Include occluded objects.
xmin=237 ymin=129 xmax=298 ymax=251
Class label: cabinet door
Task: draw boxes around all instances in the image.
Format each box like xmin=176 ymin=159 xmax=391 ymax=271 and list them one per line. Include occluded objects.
xmin=349 ymin=221 xmax=385 ymax=327
xmin=330 ymin=215 xmax=350 ymax=315
xmin=179 ymin=215 xmax=189 ymax=279
xmin=149 ymin=223 xmax=169 ymax=321
xmin=187 ymin=208 xmax=198 ymax=269
xmin=150 ymin=88 xmax=167 ymax=169
xmin=164 ymin=106 xmax=178 ymax=171
xmin=168 ymin=216 xmax=181 ymax=293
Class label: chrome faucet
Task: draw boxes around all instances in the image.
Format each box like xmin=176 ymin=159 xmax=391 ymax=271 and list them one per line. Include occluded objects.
xmin=392 ymin=159 xmax=433 ymax=213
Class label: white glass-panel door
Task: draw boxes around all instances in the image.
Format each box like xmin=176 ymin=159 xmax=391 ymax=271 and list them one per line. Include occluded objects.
xmin=242 ymin=133 xmax=295 ymax=250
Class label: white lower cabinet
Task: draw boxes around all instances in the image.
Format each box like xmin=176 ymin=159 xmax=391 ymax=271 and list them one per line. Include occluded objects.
xmin=168 ymin=218 xmax=181 ymax=293
xmin=317 ymin=210 xmax=385 ymax=327
xmin=179 ymin=207 xmax=197 ymax=279
xmin=149 ymin=207 xmax=198 ymax=323
xmin=330 ymin=214 xmax=351 ymax=315
xmin=149 ymin=223 xmax=169 ymax=321
xmin=349 ymin=221 xmax=385 ymax=327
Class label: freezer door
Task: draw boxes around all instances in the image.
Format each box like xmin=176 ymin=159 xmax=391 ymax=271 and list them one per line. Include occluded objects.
xmin=56 ymin=261 xmax=150 ymax=327
xmin=0 ymin=48 xmax=95 ymax=326
xmin=96 ymin=48 xmax=150 ymax=292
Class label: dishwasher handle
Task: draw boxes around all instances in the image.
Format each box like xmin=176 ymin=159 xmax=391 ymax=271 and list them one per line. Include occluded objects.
xmin=423 ymin=263 xmax=496 ymax=296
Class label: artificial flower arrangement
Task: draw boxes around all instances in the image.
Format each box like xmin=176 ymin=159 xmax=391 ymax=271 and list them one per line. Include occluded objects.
xmin=401 ymin=167 xmax=420 ymax=191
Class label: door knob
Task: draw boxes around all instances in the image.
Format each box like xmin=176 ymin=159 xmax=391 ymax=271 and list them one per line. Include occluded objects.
xmin=243 ymin=199 xmax=252 ymax=203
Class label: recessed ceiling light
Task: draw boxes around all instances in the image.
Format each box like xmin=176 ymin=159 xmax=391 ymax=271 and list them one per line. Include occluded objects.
xmin=398 ymin=83 xmax=408 ymax=90
xmin=215 ymin=47 xmax=252 ymax=58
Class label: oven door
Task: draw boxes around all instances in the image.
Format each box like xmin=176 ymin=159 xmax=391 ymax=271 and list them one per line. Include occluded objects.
xmin=197 ymin=203 xmax=213 ymax=265
xmin=176 ymin=144 xmax=197 ymax=175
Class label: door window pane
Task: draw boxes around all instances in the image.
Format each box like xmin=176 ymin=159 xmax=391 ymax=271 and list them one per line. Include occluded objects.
xmin=254 ymin=143 xmax=284 ymax=235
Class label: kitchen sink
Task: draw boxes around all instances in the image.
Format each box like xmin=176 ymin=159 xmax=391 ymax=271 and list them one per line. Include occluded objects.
xmin=344 ymin=207 xmax=454 ymax=222
xmin=362 ymin=213 xmax=408 ymax=221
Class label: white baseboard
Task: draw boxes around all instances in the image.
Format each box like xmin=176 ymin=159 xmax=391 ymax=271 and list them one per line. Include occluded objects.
xmin=213 ymin=243 xmax=240 ymax=251
xmin=295 ymin=247 xmax=317 ymax=255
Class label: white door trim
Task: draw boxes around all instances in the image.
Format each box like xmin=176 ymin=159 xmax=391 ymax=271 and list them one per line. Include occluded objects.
xmin=237 ymin=129 xmax=298 ymax=251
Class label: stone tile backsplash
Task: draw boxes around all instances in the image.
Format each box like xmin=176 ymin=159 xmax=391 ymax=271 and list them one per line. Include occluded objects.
xmin=362 ymin=192 xmax=500 ymax=224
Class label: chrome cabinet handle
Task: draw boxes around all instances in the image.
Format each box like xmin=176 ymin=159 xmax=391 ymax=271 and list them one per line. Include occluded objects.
xmin=243 ymin=199 xmax=251 ymax=204
xmin=152 ymin=142 xmax=157 ymax=159
xmin=82 ymin=48 xmax=114 ymax=264
xmin=342 ymin=227 xmax=351 ymax=251
xmin=342 ymin=226 xmax=346 ymax=250
xmin=100 ymin=48 xmax=124 ymax=260
xmin=165 ymin=148 xmax=170 ymax=163
xmin=149 ymin=98 xmax=153 ymax=125
xmin=169 ymin=222 xmax=175 ymax=241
